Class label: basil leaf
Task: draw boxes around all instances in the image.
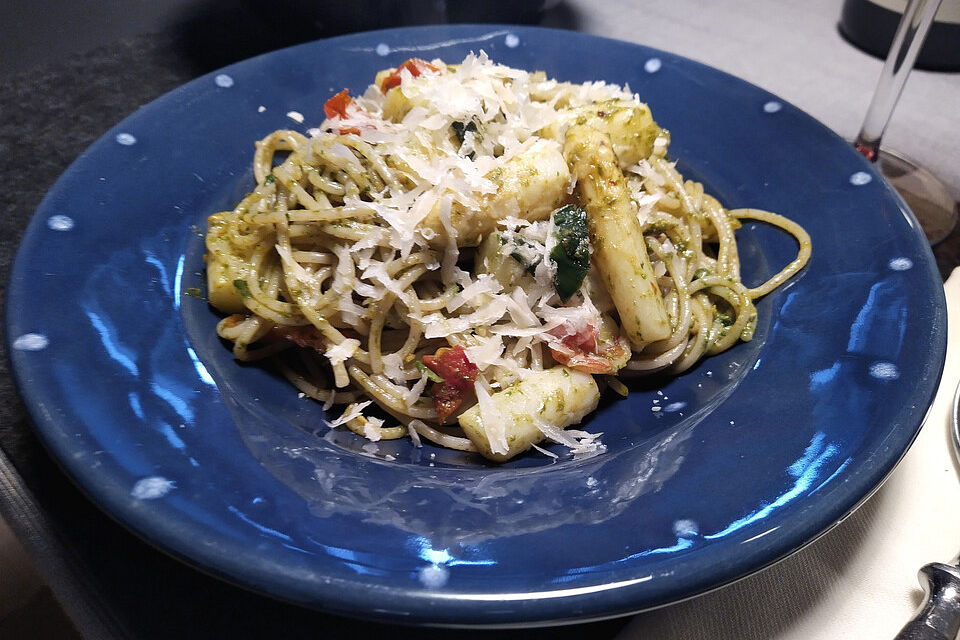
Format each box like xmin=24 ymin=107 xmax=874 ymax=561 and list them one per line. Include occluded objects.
xmin=550 ymin=205 xmax=591 ymax=301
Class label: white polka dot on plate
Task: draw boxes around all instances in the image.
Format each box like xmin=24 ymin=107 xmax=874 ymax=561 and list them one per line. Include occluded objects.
xmin=869 ymin=361 xmax=900 ymax=380
xmin=214 ymin=74 xmax=234 ymax=88
xmin=47 ymin=215 xmax=74 ymax=231
xmin=504 ymin=33 xmax=520 ymax=48
xmin=644 ymin=58 xmax=662 ymax=73
xmin=376 ymin=43 xmax=390 ymax=56
xmin=888 ymin=257 xmax=913 ymax=271
xmin=12 ymin=333 xmax=48 ymax=351
xmin=115 ymin=133 xmax=136 ymax=146
xmin=849 ymin=171 xmax=872 ymax=186
xmin=763 ymin=100 xmax=782 ymax=113
xmin=131 ymin=476 xmax=176 ymax=500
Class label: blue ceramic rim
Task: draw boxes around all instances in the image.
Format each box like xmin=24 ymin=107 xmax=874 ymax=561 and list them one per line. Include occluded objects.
xmin=5 ymin=24 xmax=948 ymax=626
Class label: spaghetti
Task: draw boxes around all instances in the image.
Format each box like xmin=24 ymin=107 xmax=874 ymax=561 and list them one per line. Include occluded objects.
xmin=205 ymin=53 xmax=811 ymax=462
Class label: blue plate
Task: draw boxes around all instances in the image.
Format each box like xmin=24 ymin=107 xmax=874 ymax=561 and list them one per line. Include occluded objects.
xmin=5 ymin=25 xmax=947 ymax=625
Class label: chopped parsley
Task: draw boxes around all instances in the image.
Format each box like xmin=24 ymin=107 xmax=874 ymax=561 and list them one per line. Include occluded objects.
xmin=415 ymin=360 xmax=444 ymax=383
xmin=233 ymin=279 xmax=252 ymax=298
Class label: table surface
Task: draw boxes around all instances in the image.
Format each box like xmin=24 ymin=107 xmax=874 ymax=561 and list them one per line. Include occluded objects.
xmin=1 ymin=1 xmax=958 ymax=638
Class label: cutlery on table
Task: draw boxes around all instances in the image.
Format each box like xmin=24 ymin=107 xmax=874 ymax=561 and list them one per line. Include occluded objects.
xmin=895 ymin=382 xmax=960 ymax=639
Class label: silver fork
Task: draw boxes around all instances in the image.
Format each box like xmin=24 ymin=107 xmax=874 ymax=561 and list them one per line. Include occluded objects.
xmin=895 ymin=381 xmax=960 ymax=640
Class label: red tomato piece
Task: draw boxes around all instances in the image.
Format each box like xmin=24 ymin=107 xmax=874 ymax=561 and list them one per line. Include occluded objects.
xmin=323 ymin=89 xmax=353 ymax=119
xmin=431 ymin=383 xmax=465 ymax=425
xmin=422 ymin=345 xmax=479 ymax=423
xmin=422 ymin=345 xmax=478 ymax=382
xmin=322 ymin=89 xmax=363 ymax=135
xmin=378 ymin=58 xmax=440 ymax=92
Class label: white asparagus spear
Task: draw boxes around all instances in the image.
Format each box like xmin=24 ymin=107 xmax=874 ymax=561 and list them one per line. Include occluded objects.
xmin=563 ymin=124 xmax=671 ymax=349
xmin=458 ymin=367 xmax=600 ymax=462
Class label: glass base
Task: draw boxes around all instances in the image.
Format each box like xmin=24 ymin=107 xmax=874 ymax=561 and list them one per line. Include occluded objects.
xmin=876 ymin=148 xmax=958 ymax=245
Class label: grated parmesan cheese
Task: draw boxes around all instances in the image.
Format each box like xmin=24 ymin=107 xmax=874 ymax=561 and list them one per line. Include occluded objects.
xmin=325 ymin=338 xmax=360 ymax=366
xmin=404 ymin=372 xmax=430 ymax=407
xmin=463 ymin=335 xmax=506 ymax=371
xmin=362 ymin=416 xmax=384 ymax=442
xmin=531 ymin=442 xmax=559 ymax=459
xmin=535 ymin=419 xmax=605 ymax=456
xmin=324 ymin=401 xmax=372 ymax=428
xmin=474 ymin=381 xmax=509 ymax=456
xmin=406 ymin=420 xmax=425 ymax=448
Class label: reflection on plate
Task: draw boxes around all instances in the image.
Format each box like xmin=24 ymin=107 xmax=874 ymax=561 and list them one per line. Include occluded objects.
xmin=5 ymin=25 xmax=947 ymax=626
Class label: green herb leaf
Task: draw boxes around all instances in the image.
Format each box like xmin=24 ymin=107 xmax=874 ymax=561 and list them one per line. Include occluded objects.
xmin=505 ymin=233 xmax=542 ymax=275
xmin=233 ymin=279 xmax=252 ymax=298
xmin=264 ymin=173 xmax=276 ymax=184
xmin=549 ymin=205 xmax=591 ymax=301
xmin=451 ymin=119 xmax=480 ymax=145
xmin=415 ymin=360 xmax=444 ymax=383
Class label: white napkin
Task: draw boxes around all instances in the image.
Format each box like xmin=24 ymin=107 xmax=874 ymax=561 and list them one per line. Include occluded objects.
xmin=619 ymin=268 xmax=960 ymax=640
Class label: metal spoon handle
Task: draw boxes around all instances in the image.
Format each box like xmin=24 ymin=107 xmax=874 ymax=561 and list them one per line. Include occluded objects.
xmin=894 ymin=563 xmax=960 ymax=639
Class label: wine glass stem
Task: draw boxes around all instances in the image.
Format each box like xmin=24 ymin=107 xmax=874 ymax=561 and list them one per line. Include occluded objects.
xmin=853 ymin=0 xmax=942 ymax=161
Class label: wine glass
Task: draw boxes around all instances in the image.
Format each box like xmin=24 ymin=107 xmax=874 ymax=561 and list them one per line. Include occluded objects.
xmin=852 ymin=0 xmax=957 ymax=245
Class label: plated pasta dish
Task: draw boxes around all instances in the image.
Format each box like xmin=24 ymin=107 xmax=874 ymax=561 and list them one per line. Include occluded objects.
xmin=204 ymin=53 xmax=810 ymax=462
